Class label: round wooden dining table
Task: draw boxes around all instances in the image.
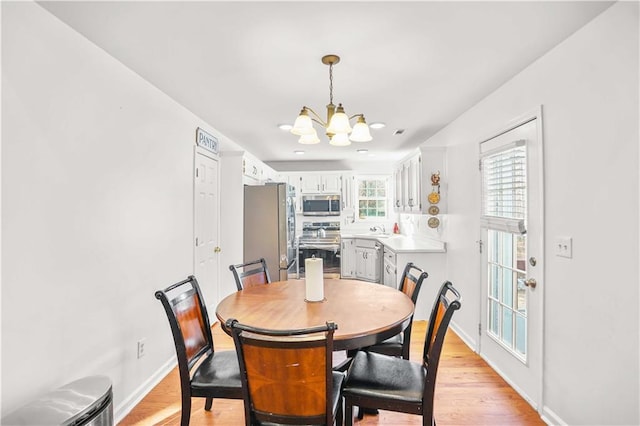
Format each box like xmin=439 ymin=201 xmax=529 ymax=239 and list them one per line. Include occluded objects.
xmin=215 ymin=278 xmax=415 ymax=351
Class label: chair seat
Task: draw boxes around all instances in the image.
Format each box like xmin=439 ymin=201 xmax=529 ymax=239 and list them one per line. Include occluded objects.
xmin=191 ymin=350 xmax=242 ymax=393
xmin=343 ymin=351 xmax=425 ymax=404
xmin=364 ymin=333 xmax=404 ymax=356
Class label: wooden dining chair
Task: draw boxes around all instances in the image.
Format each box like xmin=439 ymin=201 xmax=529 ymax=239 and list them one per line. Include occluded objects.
xmin=347 ymin=262 xmax=428 ymax=362
xmin=155 ymin=276 xmax=243 ymax=426
xmin=342 ymin=281 xmax=461 ymax=426
xmin=226 ymin=318 xmax=344 ymax=426
xmin=229 ymin=258 xmax=272 ymax=291
xmin=367 ymin=262 xmax=428 ymax=359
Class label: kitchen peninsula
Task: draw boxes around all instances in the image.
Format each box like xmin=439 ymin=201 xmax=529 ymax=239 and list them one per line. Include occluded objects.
xmin=340 ymin=233 xmax=446 ymax=320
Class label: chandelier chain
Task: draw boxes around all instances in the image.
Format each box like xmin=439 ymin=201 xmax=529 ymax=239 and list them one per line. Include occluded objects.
xmin=329 ymin=62 xmax=334 ymax=105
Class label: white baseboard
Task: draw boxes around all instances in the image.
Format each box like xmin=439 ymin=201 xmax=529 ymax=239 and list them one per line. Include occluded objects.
xmin=478 ymin=353 xmax=539 ymax=412
xmin=541 ymin=406 xmax=566 ymax=426
xmin=114 ymin=356 xmax=177 ymax=423
xmin=449 ymin=321 xmax=478 ymax=352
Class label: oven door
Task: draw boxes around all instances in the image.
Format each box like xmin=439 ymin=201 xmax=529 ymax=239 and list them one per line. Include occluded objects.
xmin=297 ymin=243 xmax=341 ymax=277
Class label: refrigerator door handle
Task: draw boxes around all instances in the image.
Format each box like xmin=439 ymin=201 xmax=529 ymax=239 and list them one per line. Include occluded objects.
xmin=283 ymin=258 xmax=296 ymax=270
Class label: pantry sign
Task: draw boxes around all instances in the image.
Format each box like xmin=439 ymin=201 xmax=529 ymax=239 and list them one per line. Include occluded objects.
xmin=196 ymin=127 xmax=219 ymax=154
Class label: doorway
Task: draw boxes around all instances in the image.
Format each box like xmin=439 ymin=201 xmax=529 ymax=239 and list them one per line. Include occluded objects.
xmin=479 ymin=109 xmax=544 ymax=410
xmin=194 ymin=148 xmax=220 ymax=312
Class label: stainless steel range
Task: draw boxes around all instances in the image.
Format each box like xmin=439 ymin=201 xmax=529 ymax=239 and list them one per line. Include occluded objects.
xmin=296 ymin=221 xmax=341 ymax=278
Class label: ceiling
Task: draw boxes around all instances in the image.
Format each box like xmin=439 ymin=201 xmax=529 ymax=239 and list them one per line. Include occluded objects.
xmin=39 ymin=1 xmax=612 ymax=170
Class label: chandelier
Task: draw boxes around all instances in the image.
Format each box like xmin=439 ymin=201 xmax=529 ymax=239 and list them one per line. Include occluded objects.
xmin=290 ymin=54 xmax=372 ymax=146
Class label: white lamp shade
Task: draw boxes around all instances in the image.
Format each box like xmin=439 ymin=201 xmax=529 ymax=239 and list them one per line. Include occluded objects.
xmin=349 ymin=120 xmax=372 ymax=142
xmin=329 ymin=132 xmax=351 ymax=146
xmin=326 ymin=111 xmax=352 ymax=134
xmin=291 ymin=112 xmax=315 ymax=135
xmin=298 ymin=130 xmax=321 ymax=144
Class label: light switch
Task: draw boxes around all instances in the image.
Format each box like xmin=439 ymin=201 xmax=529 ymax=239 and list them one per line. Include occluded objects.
xmin=555 ymin=236 xmax=572 ymax=258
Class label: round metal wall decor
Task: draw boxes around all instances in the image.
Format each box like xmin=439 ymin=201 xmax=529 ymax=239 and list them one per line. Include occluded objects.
xmin=428 ymin=217 xmax=440 ymax=228
xmin=428 ymin=205 xmax=440 ymax=215
xmin=428 ymin=191 xmax=440 ymax=204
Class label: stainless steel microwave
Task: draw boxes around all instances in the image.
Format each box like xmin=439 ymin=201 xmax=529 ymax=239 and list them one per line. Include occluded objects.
xmin=302 ymin=194 xmax=341 ymax=216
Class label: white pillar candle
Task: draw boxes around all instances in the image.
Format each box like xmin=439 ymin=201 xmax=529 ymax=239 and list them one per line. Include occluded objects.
xmin=305 ymin=257 xmax=324 ymax=302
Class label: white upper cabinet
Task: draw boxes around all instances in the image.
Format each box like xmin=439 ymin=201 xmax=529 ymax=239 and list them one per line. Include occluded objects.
xmin=298 ymin=173 xmax=342 ymax=194
xmin=393 ymin=148 xmax=446 ymax=214
xmin=341 ymin=173 xmax=355 ymax=210
xmin=394 ymin=151 xmax=421 ymax=213
xmin=241 ymin=153 xmax=276 ymax=184
xmin=407 ymin=155 xmax=421 ymax=212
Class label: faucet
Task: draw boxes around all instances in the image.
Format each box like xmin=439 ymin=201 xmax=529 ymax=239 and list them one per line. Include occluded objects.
xmin=369 ymin=225 xmax=386 ymax=234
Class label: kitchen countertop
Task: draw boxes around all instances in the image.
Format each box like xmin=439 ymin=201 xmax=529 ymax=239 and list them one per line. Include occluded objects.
xmin=340 ymin=233 xmax=446 ymax=253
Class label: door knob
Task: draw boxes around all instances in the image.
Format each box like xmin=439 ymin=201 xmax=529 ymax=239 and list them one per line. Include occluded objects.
xmin=214 ymin=246 xmax=221 ymax=253
xmin=524 ymin=278 xmax=537 ymax=288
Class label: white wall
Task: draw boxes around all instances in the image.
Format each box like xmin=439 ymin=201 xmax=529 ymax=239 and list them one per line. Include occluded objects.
xmin=1 ymin=2 xmax=225 ymax=419
xmin=422 ymin=2 xmax=639 ymax=424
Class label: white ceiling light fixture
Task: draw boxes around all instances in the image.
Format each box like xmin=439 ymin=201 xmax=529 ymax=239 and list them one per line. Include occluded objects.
xmin=369 ymin=122 xmax=386 ymax=129
xmin=278 ymin=123 xmax=293 ymax=131
xmin=291 ymin=54 xmax=372 ymax=146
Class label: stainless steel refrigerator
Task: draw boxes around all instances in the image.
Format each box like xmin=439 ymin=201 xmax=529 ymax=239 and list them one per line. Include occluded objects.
xmin=244 ymin=183 xmax=296 ymax=281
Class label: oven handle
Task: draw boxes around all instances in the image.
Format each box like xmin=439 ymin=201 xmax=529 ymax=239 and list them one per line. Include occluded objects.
xmin=298 ymin=244 xmax=340 ymax=251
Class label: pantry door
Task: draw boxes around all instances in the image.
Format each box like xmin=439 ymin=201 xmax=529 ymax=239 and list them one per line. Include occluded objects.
xmin=479 ymin=109 xmax=544 ymax=411
xmin=194 ymin=148 xmax=220 ymax=311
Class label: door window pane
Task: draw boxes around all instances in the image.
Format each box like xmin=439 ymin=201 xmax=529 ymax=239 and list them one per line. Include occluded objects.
xmin=502 ymin=308 xmax=513 ymax=347
xmin=515 ymin=313 xmax=526 ymax=355
xmin=489 ymin=300 xmax=500 ymax=335
xmin=486 ymin=230 xmax=527 ymax=359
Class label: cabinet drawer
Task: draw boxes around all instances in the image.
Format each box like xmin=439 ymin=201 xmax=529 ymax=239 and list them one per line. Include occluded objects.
xmin=355 ymin=238 xmax=378 ymax=249
xmin=384 ymin=249 xmax=396 ymax=264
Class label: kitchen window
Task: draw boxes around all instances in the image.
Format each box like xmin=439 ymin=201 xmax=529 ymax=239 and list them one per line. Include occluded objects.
xmin=357 ymin=177 xmax=389 ymax=220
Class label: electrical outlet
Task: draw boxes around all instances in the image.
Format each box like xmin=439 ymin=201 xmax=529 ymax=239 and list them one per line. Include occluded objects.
xmin=137 ymin=339 xmax=146 ymax=359
xmin=555 ymin=236 xmax=572 ymax=258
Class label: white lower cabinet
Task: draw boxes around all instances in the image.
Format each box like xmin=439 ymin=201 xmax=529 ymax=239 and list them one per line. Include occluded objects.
xmin=354 ymin=239 xmax=381 ymax=283
xmin=386 ymin=251 xmax=447 ymax=320
xmin=383 ymin=248 xmax=398 ymax=288
xmin=340 ymin=238 xmax=356 ymax=278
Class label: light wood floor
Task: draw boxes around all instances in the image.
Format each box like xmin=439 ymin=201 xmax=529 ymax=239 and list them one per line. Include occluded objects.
xmin=120 ymin=321 xmax=544 ymax=425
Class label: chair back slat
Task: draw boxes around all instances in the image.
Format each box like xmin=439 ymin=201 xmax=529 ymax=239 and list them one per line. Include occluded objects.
xmin=422 ymin=281 xmax=462 ymax=412
xmin=399 ymin=262 xmax=428 ymax=304
xmin=155 ymin=276 xmax=214 ymax=370
xmin=244 ymin=344 xmax=327 ymax=416
xmin=171 ymin=289 xmax=209 ymax=362
xmin=240 ymin=270 xmax=269 ymax=288
xmin=394 ymin=262 xmax=429 ymax=359
xmin=229 ymin=258 xmax=272 ymax=291
xmin=228 ymin=320 xmax=337 ymax=425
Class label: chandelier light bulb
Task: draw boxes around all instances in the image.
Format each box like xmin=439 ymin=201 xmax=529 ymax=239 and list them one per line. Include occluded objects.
xmin=298 ymin=130 xmax=321 ymax=145
xmin=290 ymin=108 xmax=315 ymax=136
xmin=349 ymin=116 xmax=372 ymax=142
xmin=326 ymin=104 xmax=352 ymax=135
xmin=329 ymin=132 xmax=351 ymax=146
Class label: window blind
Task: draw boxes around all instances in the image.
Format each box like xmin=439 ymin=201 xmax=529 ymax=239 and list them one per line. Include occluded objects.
xmin=480 ymin=140 xmax=527 ymax=233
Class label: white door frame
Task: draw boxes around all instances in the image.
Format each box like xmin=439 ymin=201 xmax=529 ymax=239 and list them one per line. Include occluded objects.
xmin=194 ymin=146 xmax=221 ymax=312
xmin=477 ymin=105 xmax=545 ymax=412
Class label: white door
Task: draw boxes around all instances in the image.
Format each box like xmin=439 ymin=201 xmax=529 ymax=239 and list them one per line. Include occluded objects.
xmin=194 ymin=149 xmax=220 ymax=312
xmin=479 ymin=111 xmax=544 ymax=410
